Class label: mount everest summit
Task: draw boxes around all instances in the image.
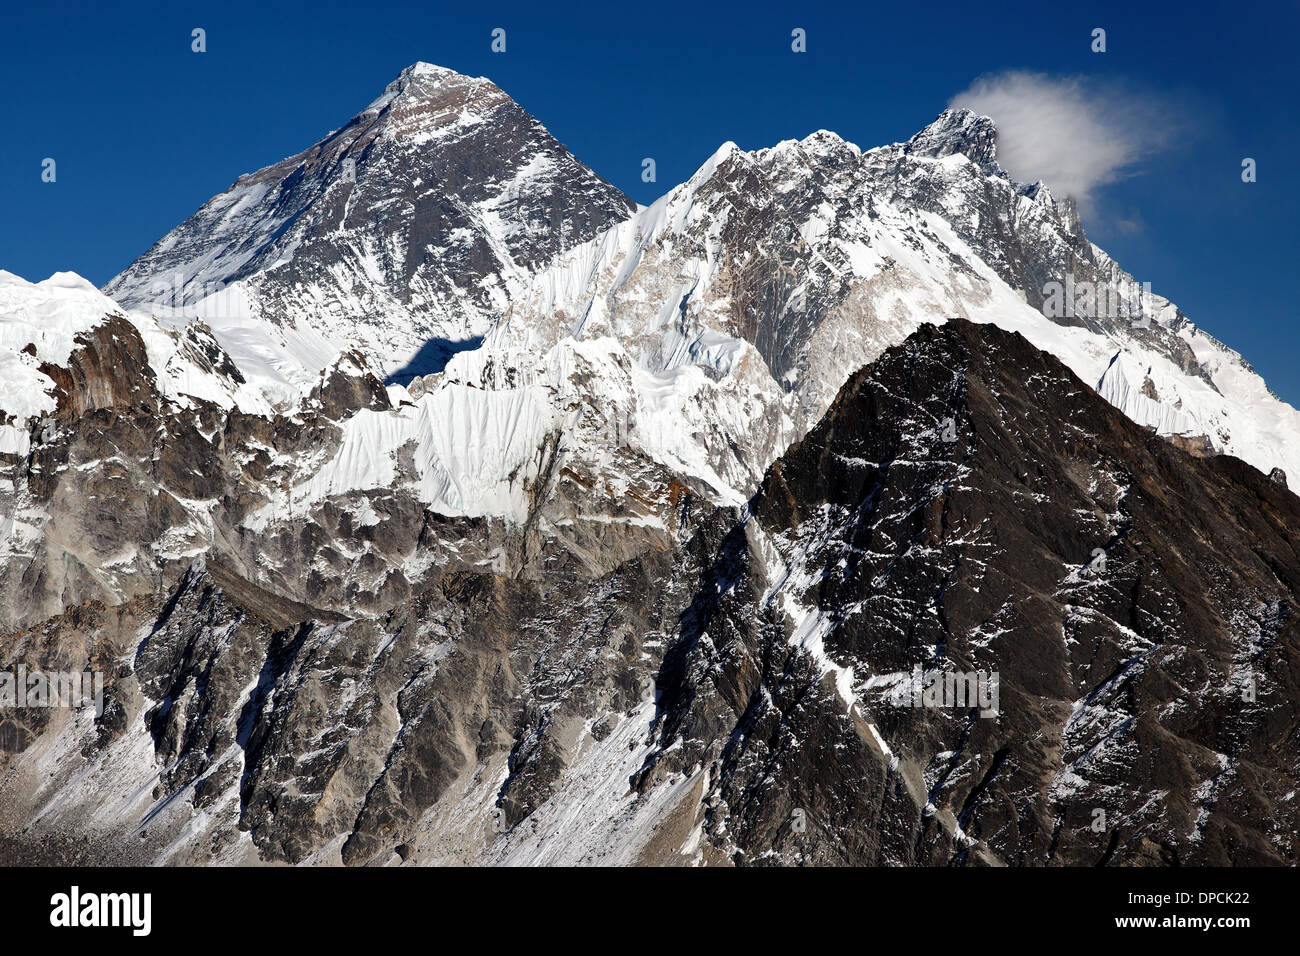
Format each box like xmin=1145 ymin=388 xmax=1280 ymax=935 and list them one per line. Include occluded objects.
xmin=1 ymin=63 xmax=1298 ymax=866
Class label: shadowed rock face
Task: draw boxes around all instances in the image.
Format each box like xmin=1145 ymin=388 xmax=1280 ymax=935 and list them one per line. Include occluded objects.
xmin=3 ymin=319 xmax=1296 ymax=866
xmin=638 ymin=320 xmax=1300 ymax=865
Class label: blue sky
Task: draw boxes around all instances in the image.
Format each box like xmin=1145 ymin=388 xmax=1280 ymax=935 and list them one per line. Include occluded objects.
xmin=2 ymin=0 xmax=1297 ymax=401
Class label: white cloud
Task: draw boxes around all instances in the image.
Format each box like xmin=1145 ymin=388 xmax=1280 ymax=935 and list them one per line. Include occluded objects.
xmin=950 ymin=71 xmax=1177 ymax=214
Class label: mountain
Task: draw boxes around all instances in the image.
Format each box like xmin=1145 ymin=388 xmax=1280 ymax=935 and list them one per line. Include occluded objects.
xmin=105 ymin=62 xmax=635 ymax=388
xmin=3 ymin=63 xmax=1299 ymax=866
xmin=101 ymin=68 xmax=1300 ymax=513
xmin=3 ymin=320 xmax=1295 ymax=865
xmin=484 ymin=108 xmax=1300 ymax=501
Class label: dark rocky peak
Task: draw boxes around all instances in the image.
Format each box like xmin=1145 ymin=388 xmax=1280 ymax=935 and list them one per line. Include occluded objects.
xmin=632 ymin=318 xmax=1300 ymax=865
xmin=903 ymin=108 xmax=1000 ymax=169
xmin=334 ymin=61 xmax=545 ymax=162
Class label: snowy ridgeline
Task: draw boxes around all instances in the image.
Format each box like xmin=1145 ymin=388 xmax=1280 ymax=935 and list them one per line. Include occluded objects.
xmin=4 ymin=77 xmax=1300 ymax=527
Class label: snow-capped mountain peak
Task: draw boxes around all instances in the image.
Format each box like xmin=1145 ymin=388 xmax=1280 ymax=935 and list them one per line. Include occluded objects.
xmin=104 ymin=62 xmax=636 ymax=389
xmin=365 ymin=60 xmax=486 ymax=105
xmin=903 ymin=107 xmax=999 ymax=166
xmin=473 ymin=106 xmax=1300 ymax=503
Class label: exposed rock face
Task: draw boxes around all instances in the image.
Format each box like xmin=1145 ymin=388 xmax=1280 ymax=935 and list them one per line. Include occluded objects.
xmin=4 ymin=320 xmax=1296 ymax=866
xmin=36 ymin=316 xmax=160 ymax=418
xmin=1269 ymin=467 xmax=1288 ymax=487
xmin=1168 ymin=433 xmax=1216 ymax=457
xmin=0 ymin=285 xmax=701 ymax=639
